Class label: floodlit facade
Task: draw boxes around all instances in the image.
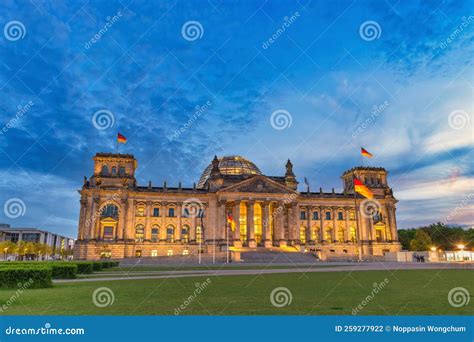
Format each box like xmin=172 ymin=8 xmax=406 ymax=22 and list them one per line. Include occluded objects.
xmin=74 ymin=153 xmax=401 ymax=260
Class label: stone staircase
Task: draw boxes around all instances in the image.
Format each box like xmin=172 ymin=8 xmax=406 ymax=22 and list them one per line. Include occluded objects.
xmin=239 ymin=247 xmax=318 ymax=264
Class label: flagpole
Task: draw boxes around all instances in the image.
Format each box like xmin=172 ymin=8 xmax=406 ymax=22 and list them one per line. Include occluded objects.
xmin=212 ymin=214 xmax=216 ymax=264
xmin=226 ymin=218 xmax=229 ymax=264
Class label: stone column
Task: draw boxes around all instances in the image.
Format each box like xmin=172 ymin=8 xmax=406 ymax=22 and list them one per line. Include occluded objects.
xmin=233 ymin=201 xmax=241 ymax=247
xmin=175 ymin=203 xmax=182 ymax=242
xmin=276 ymin=202 xmax=286 ymax=247
xmin=306 ymin=206 xmax=312 ymax=244
xmin=344 ymin=207 xmax=350 ymax=242
xmin=262 ymin=201 xmax=272 ymax=248
xmin=331 ymin=207 xmax=337 ymax=243
xmin=319 ymin=206 xmax=324 ymax=243
xmin=388 ymin=205 xmax=398 ymax=241
xmin=145 ymin=201 xmax=152 ymax=241
xmin=218 ymin=200 xmax=226 ymax=241
xmin=117 ymin=198 xmax=127 ymax=240
xmin=77 ymin=198 xmax=87 ymax=240
xmin=160 ymin=202 xmax=167 ymax=241
xmin=246 ymin=200 xmax=256 ymax=247
xmin=125 ymin=198 xmax=135 ymax=241
xmin=93 ymin=198 xmax=100 ymax=239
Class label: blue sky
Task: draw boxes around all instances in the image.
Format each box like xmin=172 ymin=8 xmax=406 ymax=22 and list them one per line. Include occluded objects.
xmin=0 ymin=0 xmax=472 ymax=237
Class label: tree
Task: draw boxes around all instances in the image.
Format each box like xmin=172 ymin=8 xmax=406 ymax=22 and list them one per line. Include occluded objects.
xmin=0 ymin=241 xmax=17 ymax=260
xmin=409 ymin=230 xmax=433 ymax=251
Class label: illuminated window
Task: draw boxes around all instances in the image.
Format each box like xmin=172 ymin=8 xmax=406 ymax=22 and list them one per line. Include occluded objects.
xmin=349 ymin=211 xmax=355 ymax=220
xmin=166 ymin=226 xmax=174 ymax=243
xmin=135 ymin=225 xmax=144 ymax=242
xmin=100 ymin=251 xmax=112 ymax=259
xmin=153 ymin=208 xmax=160 ymax=217
xmin=136 ymin=205 xmax=145 ymax=217
xmin=168 ymin=208 xmax=175 ymax=217
xmin=196 ymin=226 xmax=203 ymax=244
xmin=151 ymin=226 xmax=159 ymax=242
xmin=300 ymin=226 xmax=306 ymax=244
xmin=325 ymin=228 xmax=332 ymax=242
xmin=151 ymin=250 xmax=158 ymax=257
xmin=182 ymin=249 xmax=189 ymax=256
xmin=325 ymin=212 xmax=331 ymax=220
xmin=239 ymin=202 xmax=247 ymax=242
xmin=337 ymin=228 xmax=344 ymax=242
xmin=167 ymin=249 xmax=173 ymax=256
xmin=350 ymin=227 xmax=357 ymax=242
xmin=181 ymin=226 xmax=189 ymax=243
xmin=312 ymin=211 xmax=319 ymax=220
xmin=135 ymin=250 xmax=142 ymax=258
xmin=375 ymin=228 xmax=383 ymax=242
xmin=254 ymin=203 xmax=262 ymax=244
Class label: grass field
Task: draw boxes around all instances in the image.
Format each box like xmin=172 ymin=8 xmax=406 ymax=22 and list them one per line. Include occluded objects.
xmin=1 ymin=269 xmax=472 ymax=315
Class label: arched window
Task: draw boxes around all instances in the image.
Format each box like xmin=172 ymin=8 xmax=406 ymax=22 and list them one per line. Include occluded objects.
xmin=136 ymin=205 xmax=145 ymax=217
xmin=111 ymin=166 xmax=117 ymax=174
xmin=181 ymin=226 xmax=189 ymax=243
xmin=119 ymin=166 xmax=125 ymax=175
xmin=325 ymin=228 xmax=332 ymax=242
xmin=196 ymin=226 xmax=203 ymax=244
xmin=312 ymin=211 xmax=319 ymax=220
xmin=101 ymin=204 xmax=118 ymax=218
xmin=338 ymin=212 xmax=343 ymax=220
xmin=325 ymin=212 xmax=331 ymax=220
xmin=166 ymin=226 xmax=174 ymax=243
xmin=151 ymin=226 xmax=159 ymax=242
xmin=168 ymin=207 xmax=175 ymax=217
xmin=135 ymin=225 xmax=144 ymax=242
xmin=337 ymin=227 xmax=344 ymax=242
xmin=101 ymin=165 xmax=109 ymax=175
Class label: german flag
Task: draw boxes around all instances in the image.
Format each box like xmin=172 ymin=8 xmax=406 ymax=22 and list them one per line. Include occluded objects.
xmin=117 ymin=132 xmax=127 ymax=144
xmin=354 ymin=178 xmax=373 ymax=199
xmin=227 ymin=213 xmax=235 ymax=231
xmin=361 ymin=147 xmax=373 ymax=158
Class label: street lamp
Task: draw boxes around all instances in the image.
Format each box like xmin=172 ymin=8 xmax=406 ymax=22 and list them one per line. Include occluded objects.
xmin=430 ymin=246 xmax=436 ymax=251
xmin=457 ymin=244 xmax=465 ymax=262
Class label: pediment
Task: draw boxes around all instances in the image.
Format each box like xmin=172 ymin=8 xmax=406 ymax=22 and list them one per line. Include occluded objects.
xmin=218 ymin=175 xmax=295 ymax=194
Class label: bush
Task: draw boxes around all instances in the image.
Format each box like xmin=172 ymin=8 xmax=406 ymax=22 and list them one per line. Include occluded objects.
xmin=91 ymin=262 xmax=103 ymax=271
xmin=0 ymin=267 xmax=52 ymax=289
xmin=50 ymin=264 xmax=77 ymax=279
xmin=74 ymin=262 xmax=93 ymax=274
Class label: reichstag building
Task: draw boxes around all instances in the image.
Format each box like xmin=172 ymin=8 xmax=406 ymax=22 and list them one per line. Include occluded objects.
xmin=74 ymin=153 xmax=401 ymax=260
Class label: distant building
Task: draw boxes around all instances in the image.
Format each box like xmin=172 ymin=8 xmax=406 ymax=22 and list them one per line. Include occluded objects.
xmin=75 ymin=153 xmax=401 ymax=260
xmin=0 ymin=224 xmax=74 ymax=260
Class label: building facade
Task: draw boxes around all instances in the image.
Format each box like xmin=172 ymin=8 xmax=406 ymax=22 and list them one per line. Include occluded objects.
xmin=0 ymin=224 xmax=74 ymax=260
xmin=74 ymin=153 xmax=401 ymax=260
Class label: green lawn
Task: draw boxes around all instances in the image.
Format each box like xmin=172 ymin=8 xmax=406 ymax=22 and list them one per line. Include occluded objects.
xmin=99 ymin=264 xmax=339 ymax=272
xmin=1 ymin=270 xmax=472 ymax=315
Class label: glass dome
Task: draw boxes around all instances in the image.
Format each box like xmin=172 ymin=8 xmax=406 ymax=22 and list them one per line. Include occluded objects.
xmin=197 ymin=155 xmax=262 ymax=188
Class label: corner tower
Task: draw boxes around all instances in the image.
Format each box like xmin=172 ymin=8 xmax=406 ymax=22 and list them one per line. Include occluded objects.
xmin=89 ymin=153 xmax=137 ymax=188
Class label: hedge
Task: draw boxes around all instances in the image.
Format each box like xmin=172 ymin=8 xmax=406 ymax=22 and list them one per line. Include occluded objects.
xmin=0 ymin=267 xmax=52 ymax=289
xmin=50 ymin=264 xmax=77 ymax=279
xmin=91 ymin=262 xmax=103 ymax=271
xmin=74 ymin=262 xmax=93 ymax=274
